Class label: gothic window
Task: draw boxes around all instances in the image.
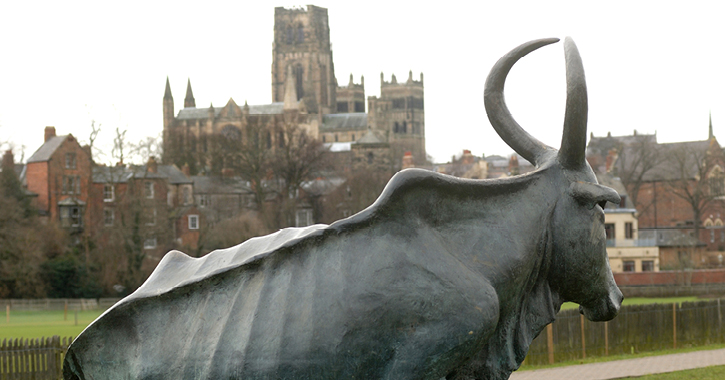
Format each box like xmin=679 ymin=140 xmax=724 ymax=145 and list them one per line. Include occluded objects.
xmin=354 ymin=102 xmax=365 ymax=112
xmin=402 ymin=121 xmax=407 ymax=134
xmin=294 ymin=64 xmax=304 ymax=100
xmin=221 ymin=125 xmax=241 ymax=140
xmin=337 ymin=102 xmax=348 ymax=112
xmin=320 ymin=65 xmax=328 ymax=105
xmin=393 ymin=122 xmax=399 ymax=133
xmin=297 ymin=24 xmax=304 ymax=43
xmin=278 ymin=132 xmax=285 ymax=148
xmin=286 ymin=25 xmax=293 ymax=44
xmin=266 ymin=131 xmax=272 ymax=149
xmin=392 ymin=98 xmax=405 ymax=109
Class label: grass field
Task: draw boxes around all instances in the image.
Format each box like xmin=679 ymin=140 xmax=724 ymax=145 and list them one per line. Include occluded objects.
xmin=634 ymin=365 xmax=725 ymax=379
xmin=0 ymin=309 xmax=106 ymax=340
xmin=560 ymin=296 xmax=699 ymax=310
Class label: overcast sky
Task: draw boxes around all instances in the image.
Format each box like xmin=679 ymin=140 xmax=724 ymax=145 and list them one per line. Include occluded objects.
xmin=1 ymin=1 xmax=724 ymax=165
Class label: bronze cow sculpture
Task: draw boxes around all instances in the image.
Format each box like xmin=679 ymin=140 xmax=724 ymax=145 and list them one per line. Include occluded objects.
xmin=63 ymin=37 xmax=622 ymax=380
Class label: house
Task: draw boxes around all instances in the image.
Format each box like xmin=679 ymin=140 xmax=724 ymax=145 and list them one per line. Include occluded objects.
xmin=25 ymin=127 xmax=92 ymax=230
xmin=597 ymin=174 xmax=660 ymax=273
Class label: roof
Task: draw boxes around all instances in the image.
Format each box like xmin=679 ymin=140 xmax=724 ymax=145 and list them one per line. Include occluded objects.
xmin=176 ymin=103 xmax=284 ymax=120
xmin=324 ymin=142 xmax=351 ymax=152
xmin=355 ymin=129 xmax=385 ymax=144
xmin=616 ymin=140 xmax=713 ymax=181
xmin=27 ymin=136 xmax=67 ymax=163
xmin=191 ymin=176 xmax=252 ymax=194
xmin=321 ymin=113 xmax=367 ymax=131
xmin=92 ymin=164 xmax=192 ymax=184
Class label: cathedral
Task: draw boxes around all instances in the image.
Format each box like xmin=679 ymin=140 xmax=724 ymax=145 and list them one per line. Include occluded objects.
xmin=162 ymin=5 xmax=426 ymax=175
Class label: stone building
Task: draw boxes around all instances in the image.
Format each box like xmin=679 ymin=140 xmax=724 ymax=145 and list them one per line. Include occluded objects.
xmin=162 ymin=4 xmax=426 ymax=175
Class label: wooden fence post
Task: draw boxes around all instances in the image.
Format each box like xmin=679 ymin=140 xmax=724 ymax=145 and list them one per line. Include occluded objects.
xmin=546 ymin=323 xmax=554 ymax=364
xmin=673 ymin=303 xmax=677 ymax=349
xmin=580 ymin=314 xmax=586 ymax=359
xmin=604 ymin=321 xmax=609 ymax=356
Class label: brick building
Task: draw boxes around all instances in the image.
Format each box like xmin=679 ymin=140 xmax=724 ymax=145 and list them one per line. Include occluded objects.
xmin=587 ymin=121 xmax=725 ymax=268
xmin=25 ymin=127 xmax=92 ymax=230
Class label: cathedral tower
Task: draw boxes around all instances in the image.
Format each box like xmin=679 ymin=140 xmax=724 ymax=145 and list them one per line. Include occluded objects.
xmin=272 ymin=5 xmax=336 ymax=115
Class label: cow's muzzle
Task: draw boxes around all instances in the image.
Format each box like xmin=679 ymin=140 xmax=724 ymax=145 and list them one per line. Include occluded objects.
xmin=579 ymin=287 xmax=623 ymax=322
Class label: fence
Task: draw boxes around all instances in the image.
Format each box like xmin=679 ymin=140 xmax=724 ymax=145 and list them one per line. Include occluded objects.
xmin=0 ymin=336 xmax=72 ymax=380
xmin=524 ymin=299 xmax=725 ymax=366
xmin=0 ymin=299 xmax=121 ymax=312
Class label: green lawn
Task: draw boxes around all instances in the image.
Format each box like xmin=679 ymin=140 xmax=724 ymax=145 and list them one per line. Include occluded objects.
xmin=560 ymin=296 xmax=699 ymax=310
xmin=0 ymin=309 xmax=107 ymax=340
xmin=634 ymin=365 xmax=725 ymax=379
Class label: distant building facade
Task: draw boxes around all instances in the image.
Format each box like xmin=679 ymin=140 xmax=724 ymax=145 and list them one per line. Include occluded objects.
xmin=162 ymin=5 xmax=426 ymax=175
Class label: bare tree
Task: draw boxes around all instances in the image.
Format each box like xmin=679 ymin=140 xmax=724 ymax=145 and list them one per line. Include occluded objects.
xmin=614 ymin=138 xmax=661 ymax=212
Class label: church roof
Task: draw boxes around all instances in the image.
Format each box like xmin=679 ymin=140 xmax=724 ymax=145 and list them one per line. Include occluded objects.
xmin=356 ymin=129 xmax=384 ymax=144
xmin=176 ymin=103 xmax=285 ymax=120
xmin=321 ymin=113 xmax=367 ymax=131
xmin=27 ymin=136 xmax=67 ymax=163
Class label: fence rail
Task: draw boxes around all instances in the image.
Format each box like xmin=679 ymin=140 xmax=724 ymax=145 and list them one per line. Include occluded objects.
xmin=524 ymin=298 xmax=725 ymax=366
xmin=0 ymin=299 xmax=120 ymax=312
xmin=0 ymin=336 xmax=72 ymax=380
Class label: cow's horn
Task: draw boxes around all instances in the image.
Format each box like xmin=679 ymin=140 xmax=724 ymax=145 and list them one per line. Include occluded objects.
xmin=484 ymin=38 xmax=559 ymax=167
xmin=558 ymin=37 xmax=588 ymax=170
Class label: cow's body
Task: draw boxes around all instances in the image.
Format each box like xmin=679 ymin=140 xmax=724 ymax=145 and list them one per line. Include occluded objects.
xmin=64 ymin=38 xmax=623 ymax=380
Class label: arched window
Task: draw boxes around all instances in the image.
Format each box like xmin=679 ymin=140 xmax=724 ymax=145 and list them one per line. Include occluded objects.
xmin=402 ymin=121 xmax=407 ymax=134
xmin=221 ymin=125 xmax=241 ymax=140
xmin=286 ymin=25 xmax=293 ymax=44
xmin=297 ymin=24 xmax=304 ymax=43
xmin=294 ymin=64 xmax=304 ymax=100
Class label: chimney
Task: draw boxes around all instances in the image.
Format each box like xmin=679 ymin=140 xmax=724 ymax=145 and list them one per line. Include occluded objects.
xmin=461 ymin=149 xmax=474 ymax=165
xmin=182 ymin=163 xmax=191 ymax=177
xmin=402 ymin=151 xmax=414 ymax=169
xmin=2 ymin=150 xmax=13 ymax=171
xmin=44 ymin=126 xmax=56 ymax=142
xmin=147 ymin=156 xmax=158 ymax=173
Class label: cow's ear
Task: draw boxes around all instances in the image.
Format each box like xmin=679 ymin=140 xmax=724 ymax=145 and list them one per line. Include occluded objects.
xmin=569 ymin=182 xmax=621 ymax=209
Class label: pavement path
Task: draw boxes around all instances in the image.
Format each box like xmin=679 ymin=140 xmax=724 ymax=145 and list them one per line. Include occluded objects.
xmin=509 ymin=348 xmax=725 ymax=379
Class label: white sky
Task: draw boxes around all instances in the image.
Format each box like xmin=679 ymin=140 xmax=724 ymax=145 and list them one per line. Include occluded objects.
xmin=1 ymin=1 xmax=724 ymax=165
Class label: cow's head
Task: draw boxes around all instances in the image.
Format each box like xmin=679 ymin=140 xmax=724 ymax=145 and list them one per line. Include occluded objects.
xmin=484 ymin=37 xmax=623 ymax=321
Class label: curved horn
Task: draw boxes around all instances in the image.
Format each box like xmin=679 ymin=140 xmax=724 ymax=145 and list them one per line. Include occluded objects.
xmin=558 ymin=37 xmax=588 ymax=170
xmin=484 ymin=38 xmax=559 ymax=167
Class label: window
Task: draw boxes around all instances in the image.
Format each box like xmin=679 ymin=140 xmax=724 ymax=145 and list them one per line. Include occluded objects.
xmin=60 ymin=206 xmax=83 ymax=227
xmin=65 ymin=153 xmax=76 ymax=169
xmin=266 ymin=131 xmax=272 ymax=149
xmin=189 ymin=215 xmax=199 ymax=230
xmin=297 ymin=24 xmax=304 ymax=43
xmin=337 ymin=102 xmax=348 ymax=112
xmin=623 ymin=260 xmax=635 ymax=272
xmin=710 ymin=178 xmax=724 ymax=197
xmin=367 ymin=152 xmax=374 ymax=164
xmin=103 ymin=184 xmax=114 ymax=202
xmin=625 ymin=222 xmax=634 ymax=239
xmin=278 ymin=132 xmax=285 ymax=148
xmin=103 ymin=208 xmax=114 ymax=227
xmin=605 ymin=223 xmax=615 ymax=240
xmin=286 ymin=25 xmax=293 ymax=44
xmin=354 ymin=101 xmax=365 ymax=113
xmin=351 ymin=134 xmax=355 ymax=141
xmin=62 ymin=176 xmax=81 ymax=194
xmin=641 ymin=260 xmax=654 ymax=272
xmin=144 ymin=181 xmax=154 ymax=198
xmin=145 ymin=208 xmax=157 ymax=226
xmin=143 ymin=238 xmax=157 ymax=250
xmin=295 ymin=209 xmax=313 ymax=227
xmin=294 ymin=64 xmax=304 ymax=100
xmin=200 ymin=194 xmax=211 ymax=207
xmin=182 ymin=187 xmax=191 ymax=205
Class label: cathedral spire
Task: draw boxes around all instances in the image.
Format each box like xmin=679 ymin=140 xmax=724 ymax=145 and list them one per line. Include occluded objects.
xmin=164 ymin=77 xmax=173 ymax=100
xmin=184 ymin=78 xmax=196 ymax=108
xmin=709 ymin=111 xmax=714 ymax=140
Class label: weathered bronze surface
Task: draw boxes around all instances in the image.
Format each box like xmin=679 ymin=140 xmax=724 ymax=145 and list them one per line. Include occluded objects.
xmin=63 ymin=37 xmax=622 ymax=380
